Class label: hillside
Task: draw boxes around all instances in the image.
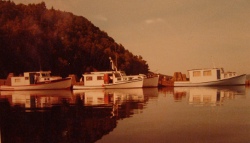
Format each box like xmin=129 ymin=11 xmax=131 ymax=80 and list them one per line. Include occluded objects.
xmin=0 ymin=1 xmax=149 ymax=78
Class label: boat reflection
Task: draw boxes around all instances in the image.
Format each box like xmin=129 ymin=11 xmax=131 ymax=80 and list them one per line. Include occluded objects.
xmin=0 ymin=88 xmax=155 ymax=143
xmin=73 ymin=88 xmax=155 ymax=119
xmin=189 ymin=86 xmax=245 ymax=106
xmin=173 ymin=86 xmax=246 ymax=106
xmin=0 ymin=90 xmax=73 ymax=111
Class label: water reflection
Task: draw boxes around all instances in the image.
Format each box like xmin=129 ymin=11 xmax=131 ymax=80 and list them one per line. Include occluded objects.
xmin=0 ymin=88 xmax=158 ymax=143
xmin=73 ymin=88 xmax=159 ymax=119
xmin=0 ymin=90 xmax=73 ymax=111
xmin=159 ymin=86 xmax=246 ymax=106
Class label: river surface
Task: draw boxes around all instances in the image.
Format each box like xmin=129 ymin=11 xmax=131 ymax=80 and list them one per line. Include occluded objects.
xmin=0 ymin=86 xmax=249 ymax=143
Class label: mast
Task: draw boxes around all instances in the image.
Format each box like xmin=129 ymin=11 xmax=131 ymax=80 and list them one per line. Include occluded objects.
xmin=109 ymin=57 xmax=117 ymax=71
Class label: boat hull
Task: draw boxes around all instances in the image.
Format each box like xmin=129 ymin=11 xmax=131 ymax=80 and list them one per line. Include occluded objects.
xmin=73 ymin=85 xmax=104 ymax=90
xmin=0 ymin=78 xmax=72 ymax=91
xmin=143 ymin=76 xmax=159 ymax=87
xmin=174 ymin=74 xmax=246 ymax=87
xmin=73 ymin=79 xmax=143 ymax=90
xmin=104 ymin=79 xmax=143 ymax=89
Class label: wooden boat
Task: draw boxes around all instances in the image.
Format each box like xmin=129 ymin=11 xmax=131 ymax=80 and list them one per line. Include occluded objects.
xmin=173 ymin=68 xmax=246 ymax=87
xmin=0 ymin=71 xmax=72 ymax=90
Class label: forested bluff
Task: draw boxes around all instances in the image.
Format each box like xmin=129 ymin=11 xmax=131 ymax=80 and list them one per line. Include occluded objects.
xmin=0 ymin=1 xmax=149 ymax=78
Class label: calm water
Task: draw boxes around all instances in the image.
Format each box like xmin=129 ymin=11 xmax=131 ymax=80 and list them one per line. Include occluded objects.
xmin=0 ymin=86 xmax=249 ymax=143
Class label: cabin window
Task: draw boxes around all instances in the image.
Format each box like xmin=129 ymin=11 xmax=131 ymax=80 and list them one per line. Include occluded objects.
xmin=203 ymin=96 xmax=211 ymax=102
xmin=86 ymin=76 xmax=93 ymax=81
xmin=114 ymin=73 xmax=121 ymax=78
xmin=86 ymin=97 xmax=93 ymax=103
xmin=15 ymin=79 xmax=21 ymax=82
xmin=203 ymin=70 xmax=212 ymax=76
xmin=193 ymin=71 xmax=201 ymax=77
xmin=224 ymin=74 xmax=228 ymax=78
xmin=97 ymin=98 xmax=104 ymax=103
xmin=42 ymin=73 xmax=50 ymax=77
xmin=97 ymin=76 xmax=103 ymax=80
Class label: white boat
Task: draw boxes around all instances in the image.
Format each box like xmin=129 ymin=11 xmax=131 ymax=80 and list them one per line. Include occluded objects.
xmin=0 ymin=71 xmax=72 ymax=90
xmin=173 ymin=68 xmax=246 ymax=87
xmin=123 ymin=74 xmax=159 ymax=87
xmin=142 ymin=75 xmax=159 ymax=87
xmin=73 ymin=58 xmax=144 ymax=89
xmin=73 ymin=71 xmax=143 ymax=89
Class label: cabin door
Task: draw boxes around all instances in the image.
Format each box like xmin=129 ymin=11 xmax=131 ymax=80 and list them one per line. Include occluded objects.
xmin=217 ymin=70 xmax=221 ymax=79
xmin=29 ymin=73 xmax=35 ymax=84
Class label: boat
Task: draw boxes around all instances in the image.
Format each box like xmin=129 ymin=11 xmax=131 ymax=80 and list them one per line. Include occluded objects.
xmin=122 ymin=74 xmax=159 ymax=87
xmin=131 ymin=74 xmax=159 ymax=87
xmin=73 ymin=71 xmax=143 ymax=89
xmin=170 ymin=68 xmax=246 ymax=87
xmin=73 ymin=58 xmax=144 ymax=89
xmin=143 ymin=76 xmax=159 ymax=87
xmin=0 ymin=71 xmax=72 ymax=90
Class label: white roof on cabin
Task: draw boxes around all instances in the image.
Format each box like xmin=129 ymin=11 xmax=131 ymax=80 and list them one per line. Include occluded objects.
xmin=187 ymin=68 xmax=221 ymax=72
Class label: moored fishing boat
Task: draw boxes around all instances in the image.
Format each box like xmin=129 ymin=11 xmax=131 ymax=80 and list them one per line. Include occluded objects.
xmin=123 ymin=74 xmax=159 ymax=87
xmin=172 ymin=68 xmax=246 ymax=87
xmin=73 ymin=57 xmax=144 ymax=89
xmin=0 ymin=71 xmax=72 ymax=90
xmin=72 ymin=71 xmax=143 ymax=89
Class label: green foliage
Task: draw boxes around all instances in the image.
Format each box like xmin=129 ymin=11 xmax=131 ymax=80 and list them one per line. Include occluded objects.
xmin=0 ymin=1 xmax=149 ymax=78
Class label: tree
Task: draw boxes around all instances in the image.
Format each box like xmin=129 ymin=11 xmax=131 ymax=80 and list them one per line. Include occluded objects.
xmin=0 ymin=1 xmax=149 ymax=78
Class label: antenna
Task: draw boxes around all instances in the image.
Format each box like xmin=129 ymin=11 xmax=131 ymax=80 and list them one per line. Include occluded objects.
xmin=115 ymin=46 xmax=118 ymax=70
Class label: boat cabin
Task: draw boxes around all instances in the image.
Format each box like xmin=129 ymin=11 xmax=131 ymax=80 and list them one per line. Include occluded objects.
xmin=82 ymin=71 xmax=127 ymax=86
xmin=29 ymin=71 xmax=62 ymax=82
xmin=10 ymin=71 xmax=61 ymax=86
xmin=188 ymin=68 xmax=237 ymax=83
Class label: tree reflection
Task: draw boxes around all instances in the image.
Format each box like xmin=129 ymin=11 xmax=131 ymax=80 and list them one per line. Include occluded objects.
xmin=0 ymin=89 xmax=152 ymax=143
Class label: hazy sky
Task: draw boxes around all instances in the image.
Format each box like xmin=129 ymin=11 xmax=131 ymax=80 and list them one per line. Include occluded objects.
xmin=12 ymin=0 xmax=250 ymax=75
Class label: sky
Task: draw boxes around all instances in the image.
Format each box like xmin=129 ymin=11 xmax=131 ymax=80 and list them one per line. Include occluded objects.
xmin=12 ymin=0 xmax=250 ymax=75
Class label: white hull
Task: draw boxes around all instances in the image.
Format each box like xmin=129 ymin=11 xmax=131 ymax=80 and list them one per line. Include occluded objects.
xmin=104 ymin=79 xmax=143 ymax=89
xmin=0 ymin=78 xmax=72 ymax=91
xmin=143 ymin=76 xmax=159 ymax=87
xmin=174 ymin=74 xmax=246 ymax=87
xmin=73 ymin=79 xmax=143 ymax=90
xmin=73 ymin=85 xmax=104 ymax=90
